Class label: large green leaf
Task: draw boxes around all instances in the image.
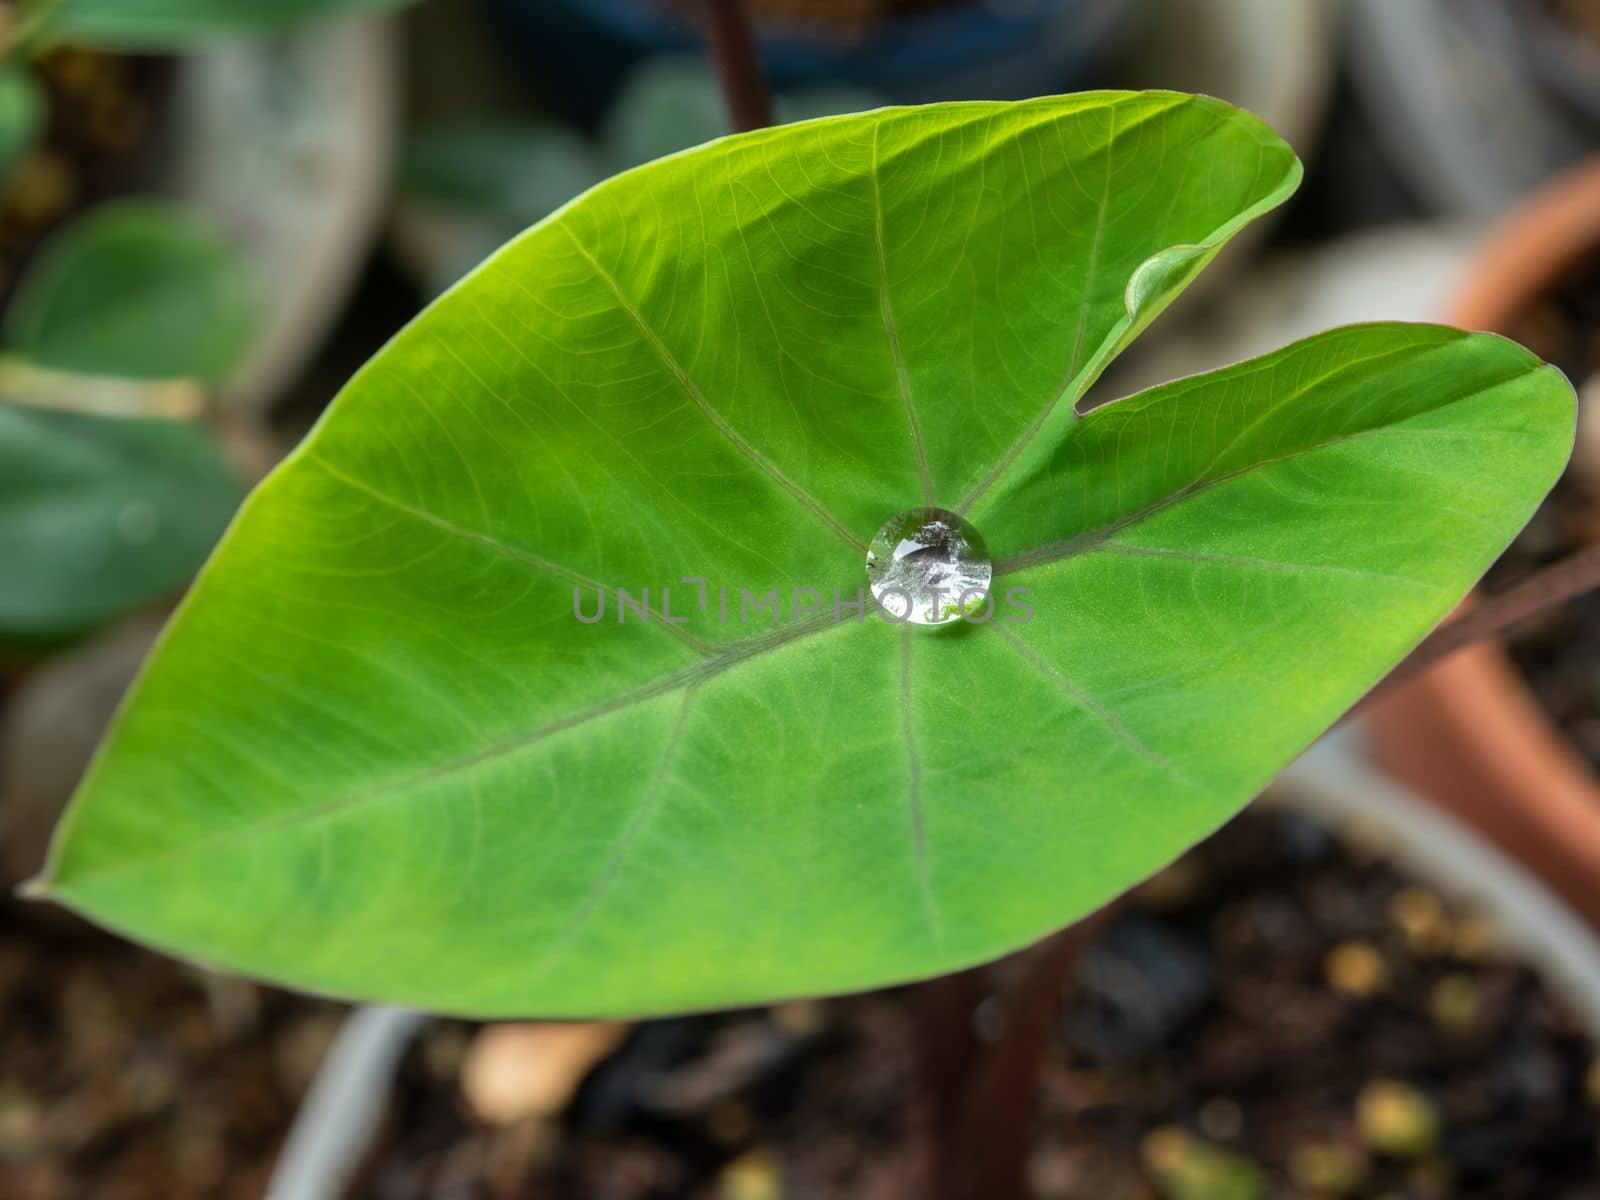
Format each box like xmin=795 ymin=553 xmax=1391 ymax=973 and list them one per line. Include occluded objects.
xmin=0 ymin=402 xmax=243 ymax=640
xmin=35 ymin=94 xmax=1574 ymax=1017
xmin=5 ymin=201 xmax=258 ymax=388
xmin=35 ymin=0 xmax=412 ymax=47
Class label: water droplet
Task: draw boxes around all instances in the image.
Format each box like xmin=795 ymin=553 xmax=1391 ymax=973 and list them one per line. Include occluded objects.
xmin=865 ymin=507 xmax=992 ymax=626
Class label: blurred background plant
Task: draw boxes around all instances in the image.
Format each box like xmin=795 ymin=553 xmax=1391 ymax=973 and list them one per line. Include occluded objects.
xmin=396 ymin=58 xmax=880 ymax=298
xmin=3 ymin=2 xmax=1600 ymax=1198
xmin=0 ymin=0 xmax=411 ymax=654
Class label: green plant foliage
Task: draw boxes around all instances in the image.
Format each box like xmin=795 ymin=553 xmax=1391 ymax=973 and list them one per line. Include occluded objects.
xmin=36 ymin=0 xmax=413 ymax=47
xmin=402 ymin=61 xmax=879 ymax=223
xmin=399 ymin=60 xmax=879 ymax=295
xmin=0 ymin=403 xmax=243 ymax=640
xmin=36 ymin=94 xmax=1575 ymax=1017
xmin=5 ymin=201 xmax=258 ymax=388
xmin=0 ymin=67 xmax=43 ymax=185
xmin=599 ymin=58 xmax=878 ymax=173
xmin=402 ymin=124 xmax=601 ymax=228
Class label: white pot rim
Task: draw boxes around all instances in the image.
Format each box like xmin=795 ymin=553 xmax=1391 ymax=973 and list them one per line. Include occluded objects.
xmin=167 ymin=15 xmax=401 ymax=415
xmin=1278 ymin=736 xmax=1600 ymax=1035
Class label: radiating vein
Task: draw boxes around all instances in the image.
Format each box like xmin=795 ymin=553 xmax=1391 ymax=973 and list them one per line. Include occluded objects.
xmin=559 ymin=224 xmax=867 ymax=554
xmin=991 ymin=623 xmax=1210 ymax=793
xmin=523 ymin=686 xmax=699 ymax=981
xmin=898 ymin=626 xmax=941 ymax=943
xmin=1093 ymin=543 xmax=1440 ymax=590
xmin=47 ymin=611 xmax=852 ymax=888
xmin=872 ymin=124 xmax=934 ymax=506
xmin=956 ymin=103 xmax=1116 ymax=516
xmin=306 ymin=452 xmax=717 ymax=657
xmin=993 ymin=373 xmax=1543 ymax=580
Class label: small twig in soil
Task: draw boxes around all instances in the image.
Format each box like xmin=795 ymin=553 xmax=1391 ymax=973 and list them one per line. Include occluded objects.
xmin=698 ymin=0 xmax=774 ymax=133
xmin=1368 ymin=540 xmax=1600 ymax=703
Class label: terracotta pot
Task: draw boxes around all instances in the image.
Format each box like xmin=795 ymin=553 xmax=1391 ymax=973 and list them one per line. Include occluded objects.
xmin=1370 ymin=158 xmax=1600 ymax=929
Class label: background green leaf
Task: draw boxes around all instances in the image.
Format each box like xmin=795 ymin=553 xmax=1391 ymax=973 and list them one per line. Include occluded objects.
xmin=0 ymin=67 xmax=43 ymax=187
xmin=5 ymin=201 xmax=259 ymax=388
xmin=598 ymin=59 xmax=877 ymax=174
xmin=37 ymin=95 xmax=1574 ymax=1017
xmin=402 ymin=125 xmax=602 ymax=227
xmin=0 ymin=403 xmax=243 ymax=640
xmin=36 ymin=0 xmax=413 ymax=47
xmin=398 ymin=61 xmax=879 ymax=298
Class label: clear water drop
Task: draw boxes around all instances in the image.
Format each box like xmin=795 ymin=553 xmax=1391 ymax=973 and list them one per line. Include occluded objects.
xmin=865 ymin=507 xmax=992 ymax=626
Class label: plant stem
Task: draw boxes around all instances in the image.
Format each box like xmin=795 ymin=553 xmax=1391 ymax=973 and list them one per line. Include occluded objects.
xmin=699 ymin=0 xmax=774 ymax=132
xmin=911 ymin=967 xmax=986 ymax=1197
xmin=912 ymin=908 xmax=1117 ymax=1200
xmin=1368 ymin=540 xmax=1600 ymax=703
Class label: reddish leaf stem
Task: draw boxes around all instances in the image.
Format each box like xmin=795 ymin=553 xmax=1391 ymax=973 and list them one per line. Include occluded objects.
xmin=699 ymin=0 xmax=774 ymax=132
xmin=1368 ymin=540 xmax=1600 ymax=703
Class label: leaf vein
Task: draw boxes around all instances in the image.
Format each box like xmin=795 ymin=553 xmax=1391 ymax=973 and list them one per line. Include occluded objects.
xmin=559 ymin=223 xmax=867 ymax=554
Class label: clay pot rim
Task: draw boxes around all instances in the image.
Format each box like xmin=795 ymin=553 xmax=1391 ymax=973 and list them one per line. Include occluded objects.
xmin=1452 ymin=158 xmax=1600 ymax=332
xmin=1379 ymin=157 xmax=1600 ymax=877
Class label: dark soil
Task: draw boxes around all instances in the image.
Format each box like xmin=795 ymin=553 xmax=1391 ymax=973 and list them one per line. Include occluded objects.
xmin=0 ymin=899 xmax=341 ymax=1200
xmin=0 ymin=48 xmax=168 ymax=296
xmin=1484 ymin=248 xmax=1600 ymax=765
xmin=351 ymin=808 xmax=1600 ymax=1199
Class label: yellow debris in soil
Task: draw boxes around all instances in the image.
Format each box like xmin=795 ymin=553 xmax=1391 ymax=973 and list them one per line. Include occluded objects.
xmin=718 ymin=1150 xmax=782 ymax=1200
xmin=1287 ymin=1141 xmax=1369 ymax=1194
xmin=1451 ymin=913 xmax=1500 ymax=962
xmin=1428 ymin=974 xmax=1482 ymax=1037
xmin=1324 ymin=941 xmax=1390 ymax=998
xmin=1389 ymin=888 xmax=1453 ymax=958
xmin=1141 ymin=1125 xmax=1194 ymax=1178
xmin=460 ymin=1021 xmax=628 ymax=1125
xmin=1357 ymin=1080 xmax=1439 ymax=1159
xmin=0 ymin=1085 xmax=40 ymax=1156
xmin=1140 ymin=1125 xmax=1266 ymax=1200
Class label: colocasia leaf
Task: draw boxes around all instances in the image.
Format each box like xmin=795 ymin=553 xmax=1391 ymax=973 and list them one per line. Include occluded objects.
xmin=37 ymin=94 xmax=1575 ymax=1017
